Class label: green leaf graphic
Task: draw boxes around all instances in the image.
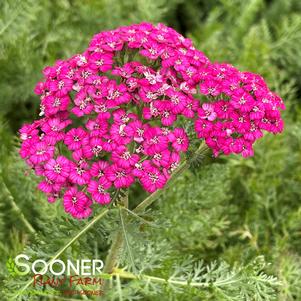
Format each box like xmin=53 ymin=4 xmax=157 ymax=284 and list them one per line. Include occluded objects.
xmin=6 ymin=257 xmax=24 ymax=277
xmin=6 ymin=257 xmax=17 ymax=277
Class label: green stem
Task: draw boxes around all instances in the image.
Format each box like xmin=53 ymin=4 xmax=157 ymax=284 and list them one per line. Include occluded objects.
xmin=122 ymin=207 xmax=160 ymax=228
xmin=102 ymin=231 xmax=124 ymax=275
xmin=10 ymin=208 xmax=109 ymax=301
xmin=112 ymin=268 xmax=211 ymax=288
xmin=1 ymin=179 xmax=36 ymax=235
xmin=101 ymin=190 xmax=129 ymax=292
xmin=112 ymin=267 xmax=264 ymax=289
xmin=133 ymin=161 xmax=186 ymax=214
xmin=116 ymin=272 xmax=123 ymax=301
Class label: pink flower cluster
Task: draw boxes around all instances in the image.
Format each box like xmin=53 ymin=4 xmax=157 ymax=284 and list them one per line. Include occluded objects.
xmin=19 ymin=22 xmax=284 ymax=218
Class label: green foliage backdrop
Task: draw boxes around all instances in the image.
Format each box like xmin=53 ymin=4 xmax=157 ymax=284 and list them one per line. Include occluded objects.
xmin=0 ymin=0 xmax=300 ymax=300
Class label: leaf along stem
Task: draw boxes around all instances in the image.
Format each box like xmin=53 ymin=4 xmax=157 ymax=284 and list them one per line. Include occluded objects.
xmin=119 ymin=207 xmax=136 ymax=273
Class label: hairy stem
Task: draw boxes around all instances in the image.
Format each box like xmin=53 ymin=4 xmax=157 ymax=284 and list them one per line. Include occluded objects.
xmin=112 ymin=267 xmax=211 ymax=288
xmin=1 ymin=178 xmax=36 ymax=235
xmin=102 ymin=231 xmax=124 ymax=289
xmin=111 ymin=266 xmax=280 ymax=290
xmin=102 ymin=190 xmax=129 ymax=292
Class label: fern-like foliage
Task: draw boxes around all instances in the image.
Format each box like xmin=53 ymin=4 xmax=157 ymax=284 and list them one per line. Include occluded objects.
xmin=1 ymin=1 xmax=301 ymax=300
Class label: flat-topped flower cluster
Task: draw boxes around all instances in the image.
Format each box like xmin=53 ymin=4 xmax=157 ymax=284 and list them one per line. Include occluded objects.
xmin=19 ymin=22 xmax=284 ymax=218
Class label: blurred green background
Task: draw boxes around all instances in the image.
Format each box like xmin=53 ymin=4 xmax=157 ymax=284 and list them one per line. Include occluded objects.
xmin=0 ymin=0 xmax=301 ymax=300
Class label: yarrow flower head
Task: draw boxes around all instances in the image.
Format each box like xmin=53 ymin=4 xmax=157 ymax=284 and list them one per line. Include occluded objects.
xmin=19 ymin=22 xmax=285 ymax=218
